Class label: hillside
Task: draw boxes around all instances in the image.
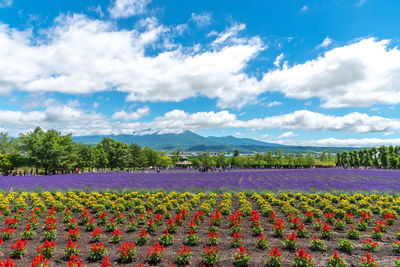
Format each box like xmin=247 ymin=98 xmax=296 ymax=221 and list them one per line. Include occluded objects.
xmin=72 ymin=131 xmax=358 ymax=153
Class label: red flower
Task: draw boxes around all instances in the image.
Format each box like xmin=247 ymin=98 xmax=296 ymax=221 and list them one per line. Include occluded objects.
xmin=203 ymin=246 xmax=218 ymax=254
xmin=101 ymin=256 xmax=110 ymax=267
xmin=99 ymin=212 xmax=108 ymax=218
xmin=0 ymin=258 xmax=14 ymax=267
xmin=237 ymin=245 xmax=247 ymax=255
xmin=166 ymin=218 xmax=175 ymax=226
xmin=286 ymin=232 xmax=297 ymax=241
xmin=362 ymin=252 xmax=377 ymax=264
xmin=232 ymin=232 xmax=242 ymax=240
xmin=295 ymin=248 xmax=312 ymax=261
xmin=373 ymin=225 xmax=381 ymax=233
xmin=91 ymin=227 xmax=102 ymax=237
xmin=305 ymin=211 xmax=313 ymax=217
xmin=147 ymin=242 xmax=165 ymax=257
xmin=270 ymin=246 xmax=281 ymax=257
xmin=208 ymin=232 xmax=218 ymax=238
xmin=11 ymin=239 xmax=27 ymax=251
xmin=111 ymin=229 xmax=121 ymax=236
xmin=67 ymin=255 xmax=82 ymax=267
xmin=178 ymin=245 xmax=191 ymax=255
xmin=332 ymin=250 xmax=340 ymax=259
xmin=118 ymin=241 xmax=136 ymax=253
xmin=31 ymin=253 xmax=49 ymax=267
xmin=65 ymin=239 xmax=79 ymax=249
xmin=138 ymin=228 xmax=147 ymax=237
xmin=322 ymin=222 xmax=332 ymax=232
xmin=67 ymin=227 xmax=79 ymax=237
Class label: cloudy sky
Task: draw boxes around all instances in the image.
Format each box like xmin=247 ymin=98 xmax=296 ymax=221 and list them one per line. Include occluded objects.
xmin=0 ymin=0 xmax=400 ymax=147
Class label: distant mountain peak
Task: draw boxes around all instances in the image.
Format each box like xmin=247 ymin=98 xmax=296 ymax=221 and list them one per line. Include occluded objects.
xmin=72 ymin=131 xmax=353 ymax=153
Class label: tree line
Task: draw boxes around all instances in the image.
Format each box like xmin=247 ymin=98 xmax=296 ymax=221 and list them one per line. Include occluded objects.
xmin=0 ymin=127 xmax=164 ymax=175
xmin=0 ymin=127 xmax=324 ymax=175
xmin=336 ymin=146 xmax=400 ymax=169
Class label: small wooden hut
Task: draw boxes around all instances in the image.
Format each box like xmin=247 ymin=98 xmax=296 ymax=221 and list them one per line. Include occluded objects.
xmin=175 ymin=156 xmax=192 ymax=168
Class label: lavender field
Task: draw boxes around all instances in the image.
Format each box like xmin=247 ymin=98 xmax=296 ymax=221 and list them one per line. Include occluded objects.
xmin=1 ymin=169 xmax=400 ymax=192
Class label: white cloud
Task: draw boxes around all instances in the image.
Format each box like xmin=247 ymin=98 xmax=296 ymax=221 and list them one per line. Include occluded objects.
xmin=0 ymin=100 xmax=113 ymax=136
xmin=243 ymin=110 xmax=400 ymax=133
xmin=267 ymin=101 xmax=282 ymax=107
xmin=270 ymin=137 xmax=400 ymax=147
xmin=2 ymin=17 xmax=400 ymax=111
xmin=3 ymin=105 xmax=400 ymax=138
xmin=383 ymin=131 xmax=394 ymax=136
xmin=0 ymin=0 xmax=12 ymax=8
xmin=315 ymin=37 xmax=333 ymax=49
xmin=88 ymin=5 xmax=104 ymax=18
xmin=300 ymin=5 xmax=308 ymax=12
xmin=0 ymin=15 xmax=263 ymax=109
xmin=93 ymin=102 xmax=99 ymax=108
xmin=211 ymin=23 xmax=248 ymax=46
xmin=261 ymin=38 xmax=400 ymax=108
xmin=278 ymin=131 xmax=297 ymax=138
xmin=273 ymin=53 xmax=284 ymax=68
xmin=108 ymin=0 xmax=151 ymax=19
xmin=257 ymin=134 xmax=269 ymax=140
xmin=139 ymin=109 xmax=238 ymax=134
xmin=112 ymin=106 xmax=150 ymax=121
xmin=190 ymin=12 xmax=212 ymax=27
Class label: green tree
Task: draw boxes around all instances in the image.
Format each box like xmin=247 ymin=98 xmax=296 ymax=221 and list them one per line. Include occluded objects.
xmin=159 ymin=156 xmax=172 ymax=168
xmin=99 ymin=138 xmax=129 ymax=169
xmin=128 ymin=143 xmax=142 ymax=167
xmin=171 ymin=150 xmax=180 ymax=165
xmin=389 ymin=154 xmax=398 ymax=169
xmin=236 ymin=156 xmax=246 ymax=168
xmin=143 ymin=146 xmax=159 ymax=167
xmin=336 ymin=152 xmax=341 ymax=167
xmin=369 ymin=147 xmax=379 ymax=168
xmin=362 ymin=149 xmax=372 ymax=167
xmin=341 ymin=152 xmax=349 ymax=167
xmin=348 ymin=151 xmax=354 ymax=167
xmin=0 ymin=154 xmax=12 ymax=174
xmin=320 ymin=150 xmax=327 ymax=162
xmin=352 ymin=150 xmax=359 ymax=167
xmin=190 ymin=157 xmax=201 ymax=168
xmin=95 ymin=144 xmax=109 ymax=169
xmin=200 ymin=153 xmax=211 ymax=167
xmin=265 ymin=151 xmax=274 ymax=168
xmin=378 ymin=146 xmax=389 ymax=168
xmin=254 ymin=153 xmax=263 ymax=167
xmin=0 ymin=133 xmax=19 ymax=154
xmin=286 ymin=153 xmax=295 ymax=168
xmin=216 ymin=153 xmax=226 ymax=167
xmin=137 ymin=150 xmax=149 ymax=167
xmin=274 ymin=150 xmax=283 ymax=168
xmin=19 ymin=127 xmax=76 ymax=174
xmin=305 ymin=152 xmax=315 ymax=167
xmin=297 ymin=152 xmax=305 ymax=167
xmin=76 ymin=144 xmax=97 ymax=169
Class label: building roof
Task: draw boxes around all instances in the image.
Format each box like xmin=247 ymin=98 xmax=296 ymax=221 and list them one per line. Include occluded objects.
xmin=176 ymin=160 xmax=192 ymax=165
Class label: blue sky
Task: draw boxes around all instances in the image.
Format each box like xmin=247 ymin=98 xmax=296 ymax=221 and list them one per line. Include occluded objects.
xmin=1 ymin=0 xmax=400 ymax=147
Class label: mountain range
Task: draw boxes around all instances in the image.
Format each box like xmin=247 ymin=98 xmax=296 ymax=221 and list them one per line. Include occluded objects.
xmin=72 ymin=131 xmax=358 ymax=153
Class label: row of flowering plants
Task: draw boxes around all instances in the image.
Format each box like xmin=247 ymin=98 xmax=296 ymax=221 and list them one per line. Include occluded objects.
xmin=2 ymin=191 xmax=400 ymax=265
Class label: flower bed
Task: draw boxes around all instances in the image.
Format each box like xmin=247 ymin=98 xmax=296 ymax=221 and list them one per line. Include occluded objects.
xmin=0 ymin=191 xmax=398 ymax=265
